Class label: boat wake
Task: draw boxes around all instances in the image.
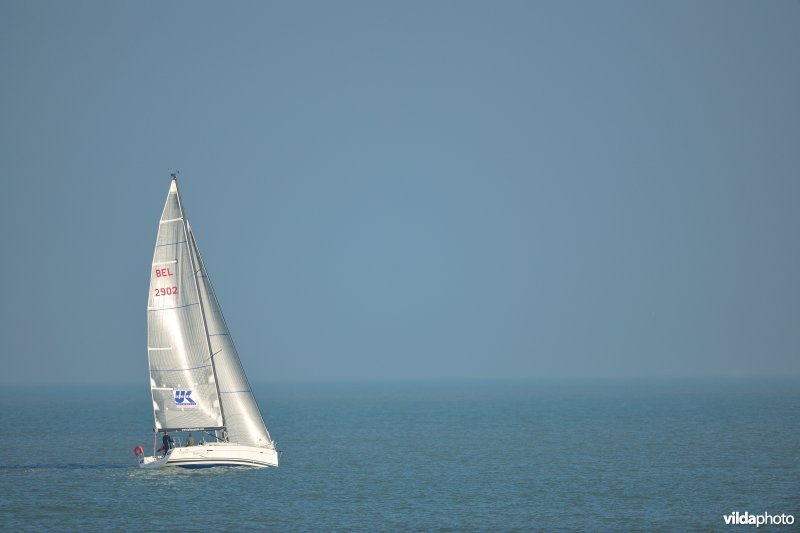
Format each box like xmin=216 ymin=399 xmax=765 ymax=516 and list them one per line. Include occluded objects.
xmin=0 ymin=463 xmax=133 ymax=470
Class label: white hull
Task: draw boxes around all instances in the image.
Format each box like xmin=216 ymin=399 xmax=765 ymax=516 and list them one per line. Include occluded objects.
xmin=139 ymin=442 xmax=279 ymax=469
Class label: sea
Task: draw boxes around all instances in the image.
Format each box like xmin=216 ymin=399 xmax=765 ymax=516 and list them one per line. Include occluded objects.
xmin=0 ymin=379 xmax=797 ymax=530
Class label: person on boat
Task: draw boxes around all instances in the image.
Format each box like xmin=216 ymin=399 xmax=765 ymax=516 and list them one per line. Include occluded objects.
xmin=161 ymin=432 xmax=175 ymax=455
xmin=185 ymin=433 xmax=194 ymax=447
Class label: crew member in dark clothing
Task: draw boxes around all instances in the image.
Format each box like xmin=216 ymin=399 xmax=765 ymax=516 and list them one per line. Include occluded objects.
xmin=161 ymin=432 xmax=175 ymax=455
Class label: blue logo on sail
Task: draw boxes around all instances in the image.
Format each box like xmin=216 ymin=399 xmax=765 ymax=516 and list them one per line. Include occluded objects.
xmin=174 ymin=389 xmax=197 ymax=408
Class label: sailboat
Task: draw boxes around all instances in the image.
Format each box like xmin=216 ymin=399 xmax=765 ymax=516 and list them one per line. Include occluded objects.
xmin=136 ymin=174 xmax=279 ymax=469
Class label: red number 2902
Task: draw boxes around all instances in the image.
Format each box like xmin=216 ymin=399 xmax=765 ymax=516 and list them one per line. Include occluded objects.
xmin=154 ymin=286 xmax=178 ymax=296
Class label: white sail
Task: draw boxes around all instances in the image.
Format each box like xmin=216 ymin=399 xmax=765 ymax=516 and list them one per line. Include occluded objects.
xmin=147 ymin=180 xmax=223 ymax=431
xmin=141 ymin=177 xmax=279 ymax=468
xmin=188 ymin=225 xmax=275 ymax=448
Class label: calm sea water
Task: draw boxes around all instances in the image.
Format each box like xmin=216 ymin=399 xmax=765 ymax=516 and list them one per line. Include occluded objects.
xmin=0 ymin=380 xmax=797 ymax=530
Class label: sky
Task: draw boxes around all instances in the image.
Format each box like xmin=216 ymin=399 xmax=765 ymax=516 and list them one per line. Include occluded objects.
xmin=0 ymin=0 xmax=798 ymax=384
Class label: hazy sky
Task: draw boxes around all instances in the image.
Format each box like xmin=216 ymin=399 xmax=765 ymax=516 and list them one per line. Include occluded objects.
xmin=1 ymin=1 xmax=798 ymax=383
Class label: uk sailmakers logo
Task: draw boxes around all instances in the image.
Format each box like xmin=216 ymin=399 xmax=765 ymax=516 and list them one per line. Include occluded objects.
xmin=174 ymin=390 xmax=197 ymax=409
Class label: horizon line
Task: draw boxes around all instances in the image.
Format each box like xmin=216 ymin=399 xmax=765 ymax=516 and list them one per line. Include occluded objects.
xmin=2 ymin=375 xmax=799 ymax=387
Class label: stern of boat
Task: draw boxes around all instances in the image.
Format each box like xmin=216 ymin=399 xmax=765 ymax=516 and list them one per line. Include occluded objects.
xmin=138 ymin=452 xmax=171 ymax=469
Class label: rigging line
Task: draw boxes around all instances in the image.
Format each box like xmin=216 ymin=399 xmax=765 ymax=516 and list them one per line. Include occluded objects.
xmin=150 ymin=364 xmax=213 ymax=373
xmin=148 ymin=302 xmax=199 ymax=312
xmin=155 ymin=240 xmax=188 ymax=247
xmin=198 ymin=348 xmax=224 ymax=366
xmin=202 ymin=430 xmax=223 ymax=442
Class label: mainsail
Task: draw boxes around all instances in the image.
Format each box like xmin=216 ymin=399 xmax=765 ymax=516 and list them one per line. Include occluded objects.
xmin=147 ymin=178 xmax=273 ymax=447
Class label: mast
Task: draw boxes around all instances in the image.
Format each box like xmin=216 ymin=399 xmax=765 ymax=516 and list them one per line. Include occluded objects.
xmin=172 ymin=173 xmax=228 ymax=434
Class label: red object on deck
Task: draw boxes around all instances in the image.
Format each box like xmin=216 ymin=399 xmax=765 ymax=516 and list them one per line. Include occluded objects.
xmin=133 ymin=445 xmax=144 ymax=457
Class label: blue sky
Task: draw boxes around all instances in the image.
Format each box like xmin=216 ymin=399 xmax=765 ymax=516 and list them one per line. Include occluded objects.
xmin=1 ymin=0 xmax=798 ymax=383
